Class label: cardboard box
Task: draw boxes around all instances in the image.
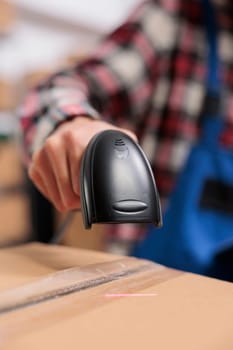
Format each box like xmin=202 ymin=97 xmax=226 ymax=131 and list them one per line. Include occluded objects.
xmin=0 ymin=1 xmax=16 ymax=35
xmin=0 ymin=141 xmax=24 ymax=186
xmin=0 ymin=80 xmax=16 ymax=111
xmin=22 ymin=70 xmax=52 ymax=89
xmin=0 ymin=194 xmax=30 ymax=245
xmin=59 ymin=211 xmax=105 ymax=251
xmin=0 ymin=243 xmax=232 ymax=350
xmin=0 ymin=141 xmax=30 ymax=245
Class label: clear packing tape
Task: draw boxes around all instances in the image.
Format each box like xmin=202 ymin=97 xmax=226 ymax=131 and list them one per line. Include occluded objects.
xmin=0 ymin=255 xmax=181 ymax=347
xmin=0 ymin=244 xmax=232 ymax=350
xmin=0 ymin=257 xmax=178 ymax=314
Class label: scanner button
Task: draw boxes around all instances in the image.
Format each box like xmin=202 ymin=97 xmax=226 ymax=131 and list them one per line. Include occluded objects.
xmin=114 ymin=147 xmax=129 ymax=159
xmin=113 ymin=200 xmax=147 ymax=212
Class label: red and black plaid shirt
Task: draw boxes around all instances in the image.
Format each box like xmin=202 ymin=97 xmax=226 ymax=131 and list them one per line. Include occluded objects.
xmin=20 ymin=0 xmax=233 ymax=207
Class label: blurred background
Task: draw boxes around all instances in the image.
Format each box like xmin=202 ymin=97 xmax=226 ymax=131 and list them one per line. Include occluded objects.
xmin=0 ymin=0 xmax=142 ymax=250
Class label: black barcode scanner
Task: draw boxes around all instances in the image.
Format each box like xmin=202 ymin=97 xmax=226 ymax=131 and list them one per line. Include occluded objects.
xmin=80 ymin=130 xmax=162 ymax=229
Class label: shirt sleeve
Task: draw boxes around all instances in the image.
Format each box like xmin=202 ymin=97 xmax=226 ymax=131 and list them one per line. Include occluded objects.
xmin=19 ymin=0 xmax=179 ymax=164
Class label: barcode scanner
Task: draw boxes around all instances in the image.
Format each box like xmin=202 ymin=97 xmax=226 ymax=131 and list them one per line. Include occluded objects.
xmin=80 ymin=130 xmax=162 ymax=229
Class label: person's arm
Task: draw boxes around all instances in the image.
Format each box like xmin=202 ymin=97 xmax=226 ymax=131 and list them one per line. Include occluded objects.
xmin=19 ymin=0 xmax=179 ymax=212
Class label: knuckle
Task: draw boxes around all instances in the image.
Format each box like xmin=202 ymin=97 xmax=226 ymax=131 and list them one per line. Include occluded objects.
xmin=31 ymin=150 xmax=42 ymax=165
xmin=63 ymin=129 xmax=76 ymax=144
xmin=28 ymin=166 xmax=37 ymax=181
xmin=63 ymin=129 xmax=84 ymax=150
xmin=44 ymin=137 xmax=59 ymax=154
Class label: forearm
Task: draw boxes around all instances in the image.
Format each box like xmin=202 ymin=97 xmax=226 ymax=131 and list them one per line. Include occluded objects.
xmin=19 ymin=0 xmax=177 ymax=162
xmin=19 ymin=0 xmax=179 ymax=211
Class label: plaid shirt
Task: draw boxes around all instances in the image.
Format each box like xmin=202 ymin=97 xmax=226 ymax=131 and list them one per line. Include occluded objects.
xmin=20 ymin=0 xmax=233 ymax=243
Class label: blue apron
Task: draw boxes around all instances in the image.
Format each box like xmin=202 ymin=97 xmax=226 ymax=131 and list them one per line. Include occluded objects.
xmin=132 ymin=0 xmax=233 ymax=281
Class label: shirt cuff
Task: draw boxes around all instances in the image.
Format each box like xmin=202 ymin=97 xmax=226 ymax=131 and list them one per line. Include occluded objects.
xmin=30 ymin=100 xmax=100 ymax=156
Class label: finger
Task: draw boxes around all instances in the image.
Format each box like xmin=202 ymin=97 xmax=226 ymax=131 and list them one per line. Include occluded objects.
xmin=32 ymin=150 xmax=66 ymax=212
xmin=121 ymin=128 xmax=138 ymax=143
xmin=67 ymin=142 xmax=82 ymax=196
xmin=44 ymin=137 xmax=80 ymax=210
xmin=28 ymin=164 xmax=50 ymax=200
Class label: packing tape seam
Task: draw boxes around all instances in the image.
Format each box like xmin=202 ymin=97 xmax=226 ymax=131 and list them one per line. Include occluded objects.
xmin=0 ymin=259 xmax=163 ymax=314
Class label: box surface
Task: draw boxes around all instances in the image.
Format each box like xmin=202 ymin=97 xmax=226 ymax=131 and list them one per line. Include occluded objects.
xmin=0 ymin=243 xmax=232 ymax=350
xmin=0 ymin=141 xmax=30 ymax=245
